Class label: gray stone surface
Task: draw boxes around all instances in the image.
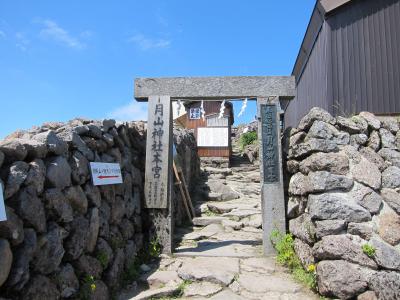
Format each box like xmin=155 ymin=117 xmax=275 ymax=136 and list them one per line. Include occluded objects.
xmin=381 ymin=166 xmax=400 ymax=189
xmin=308 ymin=193 xmax=372 ymax=222
xmin=317 ymin=260 xmax=368 ymax=299
xmin=46 ymin=156 xmax=72 ymax=189
xmin=313 ymin=235 xmax=377 ymax=269
xmin=380 ymin=128 xmax=397 ymax=149
xmin=378 ymin=148 xmax=400 ymax=167
xmin=21 ymin=274 xmax=60 ymax=300
xmin=184 ymin=282 xmax=222 ymax=297
xmin=0 ymin=139 xmax=28 ymax=162
xmin=0 ymin=239 xmax=13 ymax=287
xmin=378 ymin=212 xmax=400 ymax=246
xmin=5 ymin=161 xmax=29 ymax=199
xmin=17 ymin=188 xmax=47 ymax=233
xmin=370 ymin=237 xmax=400 ymax=271
xmin=299 ymin=152 xmax=349 ymax=175
xmin=289 ymin=214 xmax=316 ymax=244
xmin=55 ymin=263 xmax=79 ymax=298
xmin=33 ymin=222 xmax=66 ymax=275
xmin=369 ymin=271 xmax=400 ymax=300
xmin=350 ymin=156 xmax=381 ymax=190
xmin=294 ymin=238 xmax=315 ymax=269
xmin=298 ymin=107 xmax=336 ymax=131
xmin=135 ymin=76 xmax=296 ymax=100
xmin=359 ymin=112 xmax=381 ymax=130
xmin=315 ymin=219 xmax=346 ymax=239
xmin=306 ymin=120 xmax=349 ymax=145
xmin=381 ymin=188 xmax=400 ymax=214
xmin=289 ymin=138 xmax=339 ymax=159
xmin=348 ymin=222 xmax=374 ymax=240
xmin=178 ymin=257 xmax=239 ymax=286
xmin=0 ymin=206 xmax=24 ymax=246
xmin=360 ymin=147 xmax=386 ymax=171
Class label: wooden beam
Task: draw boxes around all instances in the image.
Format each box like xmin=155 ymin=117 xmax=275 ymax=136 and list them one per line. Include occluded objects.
xmin=134 ymin=76 xmax=295 ymax=101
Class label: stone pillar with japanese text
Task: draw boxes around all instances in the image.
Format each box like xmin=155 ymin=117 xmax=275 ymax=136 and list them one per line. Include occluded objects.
xmin=145 ymin=95 xmax=174 ymax=254
xmin=257 ymin=97 xmax=286 ymax=255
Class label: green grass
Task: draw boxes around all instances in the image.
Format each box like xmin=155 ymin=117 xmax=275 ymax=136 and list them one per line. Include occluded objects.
xmin=239 ymin=131 xmax=257 ymax=151
xmin=270 ymin=229 xmax=317 ymax=291
xmin=362 ymin=244 xmax=376 ymax=257
xmin=96 ymin=251 xmax=109 ymax=269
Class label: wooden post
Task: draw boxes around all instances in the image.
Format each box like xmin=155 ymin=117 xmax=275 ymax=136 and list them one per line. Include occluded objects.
xmin=145 ymin=95 xmax=173 ymax=254
xmin=257 ymin=97 xmax=286 ymax=256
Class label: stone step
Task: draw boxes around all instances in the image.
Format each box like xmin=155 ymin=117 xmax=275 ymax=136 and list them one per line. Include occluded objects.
xmin=192 ymin=216 xmax=226 ymax=227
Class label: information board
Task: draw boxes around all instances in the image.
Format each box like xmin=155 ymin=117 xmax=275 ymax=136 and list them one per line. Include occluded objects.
xmin=0 ymin=184 xmax=6 ymax=221
xmin=90 ymin=162 xmax=123 ymax=186
xmin=197 ymin=127 xmax=229 ymax=147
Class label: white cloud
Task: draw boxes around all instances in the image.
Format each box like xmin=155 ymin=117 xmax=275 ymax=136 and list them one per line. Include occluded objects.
xmin=15 ymin=32 xmax=29 ymax=51
xmin=109 ymin=102 xmax=148 ymax=121
xmin=0 ymin=30 xmax=5 ymax=38
xmin=128 ymin=33 xmax=171 ymax=50
xmin=38 ymin=19 xmax=85 ymax=49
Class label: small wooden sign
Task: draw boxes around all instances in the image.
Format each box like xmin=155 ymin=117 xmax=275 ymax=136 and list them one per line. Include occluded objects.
xmin=90 ymin=162 xmax=123 ymax=186
xmin=145 ymin=95 xmax=172 ymax=209
xmin=189 ymin=108 xmax=201 ymax=119
xmin=0 ymin=184 xmax=6 ymax=221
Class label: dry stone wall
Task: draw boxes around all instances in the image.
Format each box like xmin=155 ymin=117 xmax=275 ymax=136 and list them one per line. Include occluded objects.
xmin=285 ymin=108 xmax=400 ymax=300
xmin=0 ymin=118 xmax=199 ymax=299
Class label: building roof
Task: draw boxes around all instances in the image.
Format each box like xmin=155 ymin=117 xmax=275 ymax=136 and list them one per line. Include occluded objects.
xmin=292 ymin=0 xmax=354 ymax=81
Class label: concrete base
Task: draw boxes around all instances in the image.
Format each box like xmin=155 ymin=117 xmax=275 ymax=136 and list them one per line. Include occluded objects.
xmin=261 ymin=184 xmax=286 ymax=255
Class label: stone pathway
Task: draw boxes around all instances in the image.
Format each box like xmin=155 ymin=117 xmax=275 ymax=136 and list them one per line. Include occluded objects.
xmin=122 ymin=150 xmax=318 ymax=300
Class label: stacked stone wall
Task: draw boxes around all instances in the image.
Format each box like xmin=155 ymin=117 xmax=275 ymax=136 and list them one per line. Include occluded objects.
xmin=285 ymin=108 xmax=400 ymax=299
xmin=0 ymin=118 xmax=199 ymax=299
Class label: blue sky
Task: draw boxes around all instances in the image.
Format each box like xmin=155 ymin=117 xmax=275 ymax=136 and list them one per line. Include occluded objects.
xmin=0 ymin=0 xmax=315 ymax=138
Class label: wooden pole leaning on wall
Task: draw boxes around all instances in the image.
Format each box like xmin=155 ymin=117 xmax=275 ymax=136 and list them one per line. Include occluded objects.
xmin=173 ymin=162 xmax=194 ymax=223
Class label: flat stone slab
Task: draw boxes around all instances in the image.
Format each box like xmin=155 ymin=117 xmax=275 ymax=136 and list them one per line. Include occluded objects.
xmin=175 ymin=239 xmax=262 ymax=258
xmin=237 ymin=273 xmax=302 ymax=293
xmin=209 ymin=289 xmax=245 ymax=300
xmin=193 ymin=216 xmax=226 ymax=226
xmin=140 ymin=270 xmax=182 ymax=289
xmin=130 ymin=283 xmax=179 ymax=300
xmin=178 ymin=257 xmax=240 ymax=286
xmin=222 ymin=209 xmax=260 ymax=221
xmin=240 ymin=257 xmax=279 ymax=275
xmin=182 ymin=224 xmax=224 ymax=241
xmin=184 ymin=282 xmax=223 ymax=297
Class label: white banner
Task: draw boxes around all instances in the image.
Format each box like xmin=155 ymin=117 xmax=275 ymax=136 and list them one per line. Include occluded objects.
xmin=197 ymin=127 xmax=229 ymax=147
xmin=90 ymin=162 xmax=123 ymax=186
xmin=0 ymin=184 xmax=6 ymax=221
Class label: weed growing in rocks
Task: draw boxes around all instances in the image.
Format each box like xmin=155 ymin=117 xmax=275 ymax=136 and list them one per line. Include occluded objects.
xmin=271 ymin=229 xmax=317 ymax=291
xmin=96 ymin=251 xmax=109 ymax=269
xmin=80 ymin=275 xmax=97 ymax=300
xmin=239 ymin=131 xmax=257 ymax=151
xmin=150 ymin=237 xmax=162 ymax=258
xmin=362 ymin=244 xmax=376 ymax=257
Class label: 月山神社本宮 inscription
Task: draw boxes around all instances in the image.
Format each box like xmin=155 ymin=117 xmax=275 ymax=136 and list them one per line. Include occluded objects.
xmin=261 ymin=104 xmax=280 ymax=184
xmin=145 ymin=96 xmax=171 ymax=208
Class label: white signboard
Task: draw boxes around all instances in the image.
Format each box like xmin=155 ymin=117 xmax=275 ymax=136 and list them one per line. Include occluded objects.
xmin=90 ymin=162 xmax=123 ymax=186
xmin=197 ymin=127 xmax=229 ymax=147
xmin=189 ymin=108 xmax=201 ymax=119
xmin=0 ymin=184 xmax=6 ymax=221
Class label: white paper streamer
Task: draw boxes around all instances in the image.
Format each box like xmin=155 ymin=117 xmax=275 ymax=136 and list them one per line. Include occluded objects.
xmin=218 ymin=100 xmax=226 ymax=119
xmin=200 ymin=100 xmax=206 ymax=121
xmin=238 ymin=98 xmax=248 ymax=117
xmin=176 ymin=100 xmax=182 ymax=116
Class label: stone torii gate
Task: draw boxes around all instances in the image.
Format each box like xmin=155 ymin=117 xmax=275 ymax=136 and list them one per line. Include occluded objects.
xmin=134 ymin=76 xmax=295 ymax=255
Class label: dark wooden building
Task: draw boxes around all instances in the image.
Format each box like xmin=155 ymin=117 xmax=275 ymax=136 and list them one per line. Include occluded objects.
xmin=285 ymin=0 xmax=400 ymax=128
xmin=181 ymin=101 xmax=234 ymax=159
